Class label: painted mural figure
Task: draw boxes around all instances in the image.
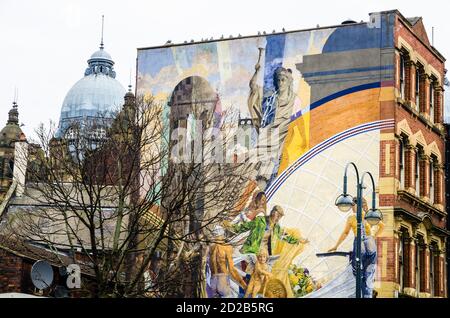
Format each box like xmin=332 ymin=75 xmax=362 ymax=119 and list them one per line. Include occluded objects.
xmin=244 ymin=249 xmax=272 ymax=298
xmin=231 ymin=205 xmax=304 ymax=256
xmin=247 ymin=48 xmax=303 ymax=189
xmin=327 ymin=198 xmax=385 ymax=298
xmin=208 ymin=226 xmax=248 ymax=298
xmin=231 ymin=191 xmax=267 ymax=224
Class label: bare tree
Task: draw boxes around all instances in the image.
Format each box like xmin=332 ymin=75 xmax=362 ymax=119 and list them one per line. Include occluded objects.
xmin=1 ymin=93 xmax=252 ymax=298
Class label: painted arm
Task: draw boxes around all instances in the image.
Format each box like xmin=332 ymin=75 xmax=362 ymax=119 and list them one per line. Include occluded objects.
xmin=232 ymin=219 xmax=255 ymax=234
xmin=279 ymin=227 xmax=305 ymax=245
xmin=281 ymin=233 xmax=300 ymax=244
xmin=328 ymin=219 xmax=352 ymax=252
xmin=248 ymin=50 xmax=264 ymax=129
xmin=255 ymin=263 xmax=272 ymax=277
xmin=373 ymin=220 xmax=385 ymax=237
xmin=226 ymin=246 xmax=247 ymax=289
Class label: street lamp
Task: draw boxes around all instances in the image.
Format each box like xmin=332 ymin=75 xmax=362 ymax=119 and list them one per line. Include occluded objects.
xmin=335 ymin=162 xmax=383 ymax=298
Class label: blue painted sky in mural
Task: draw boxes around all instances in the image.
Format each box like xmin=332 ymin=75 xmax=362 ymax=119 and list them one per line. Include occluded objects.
xmin=322 ymin=14 xmax=394 ymax=53
xmin=263 ymin=34 xmax=286 ymax=94
xmin=138 ymin=48 xmax=175 ymax=78
xmin=2 ymin=0 xmax=448 ymax=140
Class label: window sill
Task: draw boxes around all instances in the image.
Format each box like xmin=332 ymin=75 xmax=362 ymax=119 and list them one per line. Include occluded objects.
xmin=396 ymin=98 xmax=444 ymax=137
xmin=397 ymin=189 xmax=446 ymax=217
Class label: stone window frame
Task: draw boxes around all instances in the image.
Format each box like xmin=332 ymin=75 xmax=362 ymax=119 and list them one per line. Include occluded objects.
xmin=398 ymin=134 xmax=408 ymax=190
xmin=415 ymin=145 xmax=423 ymax=197
xmin=399 ymin=50 xmax=409 ymax=100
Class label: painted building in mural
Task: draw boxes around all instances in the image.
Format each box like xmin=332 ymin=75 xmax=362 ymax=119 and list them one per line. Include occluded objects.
xmin=136 ymin=10 xmax=447 ymax=298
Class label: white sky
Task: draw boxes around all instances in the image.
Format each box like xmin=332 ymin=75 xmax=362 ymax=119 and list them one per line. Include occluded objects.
xmin=1 ymin=0 xmax=450 ymax=139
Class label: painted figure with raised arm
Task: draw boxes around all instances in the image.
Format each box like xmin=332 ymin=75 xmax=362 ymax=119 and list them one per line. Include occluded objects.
xmin=327 ymin=198 xmax=385 ymax=298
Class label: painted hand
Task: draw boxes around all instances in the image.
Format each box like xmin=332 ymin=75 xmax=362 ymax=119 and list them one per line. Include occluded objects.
xmin=299 ymin=238 xmax=310 ymax=244
xmin=222 ymin=220 xmax=232 ymax=229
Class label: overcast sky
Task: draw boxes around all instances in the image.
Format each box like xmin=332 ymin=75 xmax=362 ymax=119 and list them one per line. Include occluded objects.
xmin=1 ymin=0 xmax=449 ymax=139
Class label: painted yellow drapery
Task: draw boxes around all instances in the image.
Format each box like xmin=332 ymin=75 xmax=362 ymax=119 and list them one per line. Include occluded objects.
xmin=271 ymin=228 xmax=305 ymax=298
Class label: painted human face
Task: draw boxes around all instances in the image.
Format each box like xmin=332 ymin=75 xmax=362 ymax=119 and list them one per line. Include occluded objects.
xmin=257 ymin=194 xmax=267 ymax=208
xmin=258 ymin=253 xmax=268 ymax=263
xmin=276 ymin=74 xmax=290 ymax=93
xmin=351 ymin=198 xmax=368 ymax=213
xmin=270 ymin=210 xmax=282 ymax=224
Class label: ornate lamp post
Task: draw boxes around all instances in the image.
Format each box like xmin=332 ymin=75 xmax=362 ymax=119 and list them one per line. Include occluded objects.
xmin=335 ymin=162 xmax=383 ymax=298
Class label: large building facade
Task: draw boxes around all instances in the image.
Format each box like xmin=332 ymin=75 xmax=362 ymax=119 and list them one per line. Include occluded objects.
xmin=392 ymin=15 xmax=447 ymax=298
xmin=137 ymin=10 xmax=447 ymax=298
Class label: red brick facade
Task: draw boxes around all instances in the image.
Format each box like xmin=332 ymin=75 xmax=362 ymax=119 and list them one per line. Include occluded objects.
xmin=0 ymin=249 xmax=23 ymax=293
xmin=387 ymin=12 xmax=447 ymax=298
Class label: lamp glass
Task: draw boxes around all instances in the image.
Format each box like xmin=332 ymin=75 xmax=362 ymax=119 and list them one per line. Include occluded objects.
xmin=365 ymin=209 xmax=382 ymax=225
xmin=335 ymin=194 xmax=354 ymax=212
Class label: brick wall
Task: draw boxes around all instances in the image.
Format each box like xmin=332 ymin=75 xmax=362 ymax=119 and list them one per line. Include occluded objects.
xmin=0 ymin=249 xmax=24 ymax=293
xmin=396 ymin=106 xmax=445 ymax=157
xmin=396 ymin=17 xmax=445 ymax=74
xmin=419 ymin=155 xmax=430 ymax=200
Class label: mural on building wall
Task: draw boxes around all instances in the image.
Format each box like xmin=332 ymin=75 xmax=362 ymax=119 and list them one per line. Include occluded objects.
xmin=137 ymin=16 xmax=396 ymax=298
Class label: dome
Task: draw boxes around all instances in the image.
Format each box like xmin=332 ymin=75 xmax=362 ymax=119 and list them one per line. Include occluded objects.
xmin=0 ymin=103 xmax=23 ymax=146
xmin=89 ymin=49 xmax=113 ymax=62
xmin=56 ymin=46 xmax=126 ymax=138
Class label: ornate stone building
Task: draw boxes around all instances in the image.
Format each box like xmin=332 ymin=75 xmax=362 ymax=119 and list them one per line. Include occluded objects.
xmin=391 ymin=15 xmax=447 ymax=297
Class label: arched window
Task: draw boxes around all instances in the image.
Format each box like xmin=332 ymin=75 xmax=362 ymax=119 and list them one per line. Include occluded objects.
xmin=399 ymin=136 xmax=407 ymax=189
xmin=429 ymin=155 xmax=437 ymax=204
xmin=415 ymin=146 xmax=422 ymax=196
xmin=415 ymin=67 xmax=421 ymax=110
xmin=399 ymin=230 xmax=406 ymax=291
xmin=400 ymin=54 xmax=406 ymax=99
xmin=415 ymin=235 xmax=427 ymax=294
xmin=429 ymin=80 xmax=435 ymax=124
xmin=429 ymin=242 xmax=438 ymax=297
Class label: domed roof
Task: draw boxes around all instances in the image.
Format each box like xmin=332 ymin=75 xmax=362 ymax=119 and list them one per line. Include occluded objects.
xmin=89 ymin=48 xmax=113 ymax=62
xmin=56 ymin=45 xmax=126 ymax=138
xmin=0 ymin=102 xmax=23 ymax=146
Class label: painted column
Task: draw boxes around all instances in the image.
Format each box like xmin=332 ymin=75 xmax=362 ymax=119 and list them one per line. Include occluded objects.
xmin=418 ymin=242 xmax=430 ymax=296
xmin=419 ymin=74 xmax=430 ymax=118
xmin=405 ymin=144 xmax=415 ymax=193
xmin=434 ymin=86 xmax=443 ymax=124
xmin=433 ymin=164 xmax=442 ymax=207
xmin=404 ymin=60 xmax=413 ymax=102
xmin=402 ymin=237 xmax=416 ymax=296
xmin=419 ymin=154 xmax=430 ymax=202
xmin=433 ymin=249 xmax=441 ymax=297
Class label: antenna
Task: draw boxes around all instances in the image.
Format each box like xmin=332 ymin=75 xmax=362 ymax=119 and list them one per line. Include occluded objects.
xmin=432 ymin=26 xmax=434 ymax=46
xmin=31 ymin=260 xmax=54 ymax=290
xmin=13 ymin=87 xmax=18 ymax=105
xmin=129 ymin=68 xmax=132 ymax=91
xmin=100 ymin=15 xmax=104 ymax=49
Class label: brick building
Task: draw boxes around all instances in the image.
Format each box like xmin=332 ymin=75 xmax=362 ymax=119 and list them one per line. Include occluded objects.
xmin=0 ymin=237 xmax=94 ymax=297
xmin=387 ymin=14 xmax=447 ymax=297
xmin=137 ymin=9 xmax=447 ymax=298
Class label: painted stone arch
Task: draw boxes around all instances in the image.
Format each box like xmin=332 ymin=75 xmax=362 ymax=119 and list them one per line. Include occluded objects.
xmin=168 ymin=76 xmax=219 ymax=132
xmin=397 ymin=221 xmax=414 ymax=238
xmin=429 ymin=235 xmax=444 ymax=251
xmin=412 ymin=130 xmax=427 ymax=153
xmin=427 ymin=141 xmax=442 ymax=163
xmin=396 ymin=119 xmax=415 ymax=144
xmin=414 ymin=215 xmax=433 ymax=245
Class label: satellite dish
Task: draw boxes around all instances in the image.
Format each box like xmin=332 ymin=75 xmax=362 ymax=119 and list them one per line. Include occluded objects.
xmin=31 ymin=260 xmax=54 ymax=290
xmin=54 ymin=285 xmax=70 ymax=298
